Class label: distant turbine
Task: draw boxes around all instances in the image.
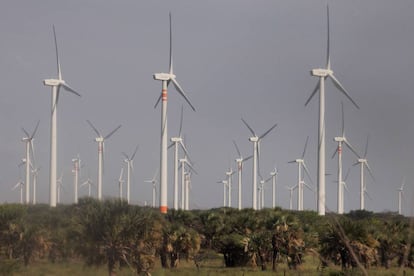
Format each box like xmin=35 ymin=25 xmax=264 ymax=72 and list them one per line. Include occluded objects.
xmin=87 ymin=120 xmax=121 ymax=200
xmin=288 ymin=136 xmax=313 ymax=211
xmin=233 ymin=140 xmax=252 ymax=210
xmin=258 ymin=177 xmax=270 ymax=210
xmin=31 ymin=166 xmax=40 ymax=205
xmin=305 ymin=5 xmax=359 ymax=215
xmin=43 ymin=26 xmax=81 ymax=207
xmin=178 ymin=156 xmax=196 ymax=209
xmin=81 ymin=176 xmax=94 ymax=197
xmin=184 ymin=171 xmax=193 ymax=210
xmin=118 ymin=167 xmax=125 ymax=200
xmin=217 ymin=180 xmax=228 ymax=207
xmin=56 ymin=173 xmax=63 ymax=204
xmin=285 ymin=185 xmax=296 ymax=210
xmin=225 ymin=166 xmax=235 ymax=208
xmin=169 ymin=106 xmax=189 ymax=210
xmin=269 ymin=167 xmax=278 ymax=208
xmin=145 ymin=169 xmax=159 ymax=208
xmin=332 ymin=103 xmax=360 ymax=214
xmin=72 ymin=156 xmax=81 ymax=204
xmin=153 ymin=13 xmax=195 ymax=214
xmin=122 ymin=144 xmax=138 ymax=204
xmin=241 ymin=118 xmax=277 ymax=210
xmin=12 ymin=180 xmax=25 ymax=204
xmin=21 ymin=121 xmax=39 ymax=204
xmin=353 ymin=135 xmax=374 ymax=210
xmin=397 ymin=178 xmax=405 ymax=215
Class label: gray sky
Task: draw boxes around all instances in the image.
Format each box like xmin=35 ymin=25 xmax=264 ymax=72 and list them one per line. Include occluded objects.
xmin=1 ymin=0 xmax=414 ymax=215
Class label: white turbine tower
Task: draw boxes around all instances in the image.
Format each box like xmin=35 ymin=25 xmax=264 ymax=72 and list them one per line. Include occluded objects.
xmin=81 ymin=177 xmax=94 ymax=198
xmin=43 ymin=26 xmax=81 ymax=207
xmin=397 ymin=178 xmax=405 ymax=215
xmin=241 ymin=118 xmax=277 ymax=210
xmin=56 ymin=173 xmax=63 ymax=204
xmin=21 ymin=121 xmax=39 ymax=204
xmin=217 ymin=180 xmax=228 ymax=207
xmin=233 ymin=140 xmax=252 ymax=210
xmin=31 ymin=166 xmax=40 ymax=205
xmin=12 ymin=180 xmax=25 ymax=204
xmin=145 ymin=169 xmax=159 ymax=208
xmin=178 ymin=156 xmax=196 ymax=209
xmin=118 ymin=167 xmax=125 ymax=200
xmin=122 ymin=145 xmax=138 ymax=204
xmin=153 ymin=13 xmax=195 ymax=214
xmin=268 ymin=168 xmax=278 ymax=208
xmin=305 ymin=5 xmax=359 ymax=215
xmin=86 ymin=120 xmax=122 ymax=200
xmin=288 ymin=136 xmax=313 ymax=211
xmin=72 ymin=156 xmax=81 ymax=204
xmin=225 ymin=167 xmax=235 ymax=208
xmin=169 ymin=106 xmax=190 ymax=210
xmin=354 ymin=135 xmax=374 ymax=210
xmin=184 ymin=171 xmax=193 ymax=210
xmin=285 ymin=185 xmax=296 ymax=210
xmin=332 ymin=103 xmax=360 ymax=214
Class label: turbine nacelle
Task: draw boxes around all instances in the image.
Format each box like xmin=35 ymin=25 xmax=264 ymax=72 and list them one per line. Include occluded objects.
xmin=334 ymin=137 xmax=345 ymax=142
xmin=95 ymin=137 xmax=104 ymax=143
xmin=43 ymin=78 xmax=65 ymax=86
xmin=153 ymin=73 xmax=175 ymax=81
xmin=249 ymin=136 xmax=259 ymax=142
xmin=358 ymin=158 xmax=367 ymax=163
xmin=171 ymin=137 xmax=182 ymax=142
xmin=311 ymin=68 xmax=332 ymax=77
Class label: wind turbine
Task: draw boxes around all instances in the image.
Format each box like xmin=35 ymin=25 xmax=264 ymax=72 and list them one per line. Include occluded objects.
xmin=305 ymin=5 xmax=359 ymax=215
xmin=241 ymin=118 xmax=277 ymax=210
xmin=12 ymin=180 xmax=25 ymax=204
xmin=397 ymin=178 xmax=405 ymax=215
xmin=72 ymin=156 xmax=81 ymax=204
xmin=21 ymin=121 xmax=39 ymax=204
xmin=122 ymin=144 xmax=138 ymax=204
xmin=178 ymin=156 xmax=196 ymax=209
xmin=81 ymin=176 xmax=94 ymax=198
xmin=225 ymin=166 xmax=235 ymax=208
xmin=258 ymin=177 xmax=270 ymax=210
xmin=332 ymin=103 xmax=360 ymax=214
xmin=169 ymin=106 xmax=189 ymax=210
xmin=31 ymin=166 xmax=40 ymax=205
xmin=217 ymin=180 xmax=228 ymax=207
xmin=285 ymin=185 xmax=296 ymax=210
xmin=43 ymin=26 xmax=81 ymax=207
xmin=269 ymin=167 xmax=279 ymax=208
xmin=86 ymin=120 xmax=122 ymax=200
xmin=56 ymin=173 xmax=64 ymax=204
xmin=354 ymin=135 xmax=374 ymax=210
xmin=118 ymin=167 xmax=125 ymax=200
xmin=145 ymin=169 xmax=159 ymax=208
xmin=288 ymin=136 xmax=314 ymax=211
xmin=233 ymin=140 xmax=252 ymax=210
xmin=153 ymin=13 xmax=195 ymax=214
xmin=184 ymin=171 xmax=193 ymax=210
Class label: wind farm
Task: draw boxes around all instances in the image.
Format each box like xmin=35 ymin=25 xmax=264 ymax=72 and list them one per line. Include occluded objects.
xmin=0 ymin=1 xmax=413 ymax=218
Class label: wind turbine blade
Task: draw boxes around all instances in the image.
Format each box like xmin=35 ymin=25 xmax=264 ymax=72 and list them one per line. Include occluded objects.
xmin=344 ymin=168 xmax=351 ymax=181
xmin=304 ymin=182 xmax=314 ymax=192
xmin=364 ymin=134 xmax=369 ymax=158
xmin=301 ymin=136 xmax=309 ymax=159
xmin=180 ymin=141 xmax=190 ymax=158
xmin=31 ymin=120 xmax=40 ymax=139
xmin=305 ymin=81 xmax=320 ymax=106
xmin=232 ymin=140 xmax=241 ymax=157
xmin=104 ymin=125 xmax=122 ymax=140
xmin=331 ymin=147 xmax=338 ymax=159
xmin=341 ymin=102 xmax=345 ymax=136
xmin=62 ymin=83 xmax=81 ymax=97
xmin=343 ymin=182 xmax=350 ymax=194
xmin=52 ymin=25 xmax=62 ymax=80
xmin=303 ymin=162 xmax=314 ymax=187
xmin=122 ymin=152 xmax=129 ymax=160
xmin=344 ymin=139 xmax=361 ymax=159
xmin=119 ymin=168 xmax=124 ymax=181
xmin=259 ymin=123 xmax=277 ymax=140
xmin=326 ymin=4 xmax=330 ymax=70
xmin=365 ymin=162 xmax=375 ymax=182
xmin=30 ymin=140 xmax=36 ymax=167
xmin=169 ymin=12 xmax=173 ymax=75
xmin=86 ymin=120 xmax=101 ymax=137
xmin=171 ymin=78 xmax=196 ymax=112
xmin=328 ymin=73 xmax=360 ymax=109
xmin=243 ymin=155 xmax=253 ymax=162
xmin=401 ymin=177 xmax=406 ymax=190
xmin=364 ymin=189 xmax=372 ymax=201
xmin=288 ymin=160 xmax=297 ymax=164
xmin=51 ymin=89 xmax=60 ymax=115
xmin=21 ymin=127 xmax=30 ymax=138
xmin=178 ymin=105 xmax=184 ymax=137
xmin=131 ymin=145 xmax=139 ymax=160
xmin=154 ymin=93 xmax=162 ymax=109
xmin=241 ymin=118 xmax=256 ymax=137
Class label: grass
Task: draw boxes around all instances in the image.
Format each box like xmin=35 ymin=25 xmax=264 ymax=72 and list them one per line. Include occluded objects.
xmin=6 ymin=254 xmax=414 ymax=276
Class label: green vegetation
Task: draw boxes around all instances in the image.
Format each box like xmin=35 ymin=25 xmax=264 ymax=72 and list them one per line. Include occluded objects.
xmin=0 ymin=200 xmax=413 ymax=275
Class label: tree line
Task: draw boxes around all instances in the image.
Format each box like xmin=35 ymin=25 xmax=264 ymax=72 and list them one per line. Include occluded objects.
xmin=0 ymin=198 xmax=413 ymax=275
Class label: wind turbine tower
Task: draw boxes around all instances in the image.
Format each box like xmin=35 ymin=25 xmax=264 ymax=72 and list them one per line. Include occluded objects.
xmin=122 ymin=145 xmax=138 ymax=204
xmin=355 ymin=135 xmax=374 ymax=210
xmin=153 ymin=13 xmax=195 ymax=214
xmin=21 ymin=121 xmax=39 ymax=204
xmin=72 ymin=156 xmax=81 ymax=204
xmin=43 ymin=26 xmax=81 ymax=207
xmin=233 ymin=140 xmax=252 ymax=210
xmin=397 ymin=178 xmax=405 ymax=215
xmin=86 ymin=120 xmax=121 ymax=200
xmin=305 ymin=5 xmax=359 ymax=215
xmin=225 ymin=167 xmax=234 ymax=207
xmin=241 ymin=118 xmax=277 ymax=210
xmin=269 ymin=168 xmax=278 ymax=208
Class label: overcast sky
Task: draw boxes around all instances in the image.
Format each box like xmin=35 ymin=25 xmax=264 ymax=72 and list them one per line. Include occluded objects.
xmin=1 ymin=0 xmax=414 ymax=215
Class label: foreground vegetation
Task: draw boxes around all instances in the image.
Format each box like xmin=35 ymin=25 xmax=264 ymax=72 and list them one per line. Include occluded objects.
xmin=0 ymin=198 xmax=413 ymax=275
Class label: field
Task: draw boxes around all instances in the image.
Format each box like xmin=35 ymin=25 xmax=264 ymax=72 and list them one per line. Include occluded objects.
xmin=6 ymin=254 xmax=414 ymax=276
